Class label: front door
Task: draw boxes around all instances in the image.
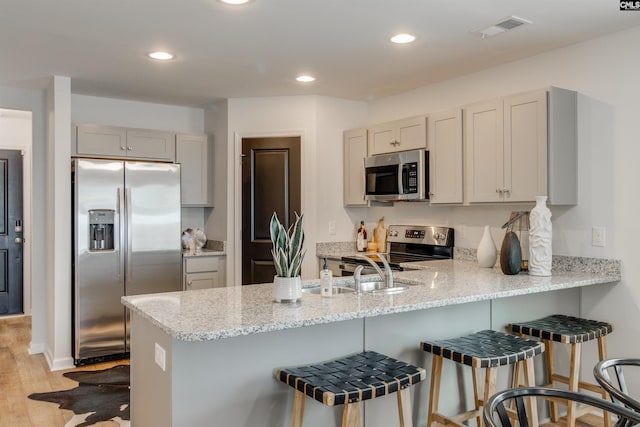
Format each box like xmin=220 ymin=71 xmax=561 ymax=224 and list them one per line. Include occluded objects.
xmin=241 ymin=137 xmax=301 ymax=285
xmin=0 ymin=150 xmax=23 ymax=314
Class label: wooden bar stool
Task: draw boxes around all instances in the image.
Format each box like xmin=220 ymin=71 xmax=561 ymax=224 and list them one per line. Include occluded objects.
xmin=421 ymin=329 xmax=545 ymax=427
xmin=276 ymin=350 xmax=426 ymax=427
xmin=509 ymin=314 xmax=614 ymax=427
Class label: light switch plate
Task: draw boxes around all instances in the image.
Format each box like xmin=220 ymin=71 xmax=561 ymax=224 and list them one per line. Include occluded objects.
xmin=328 ymin=220 xmax=336 ymax=236
xmin=155 ymin=342 xmax=166 ymax=371
xmin=592 ymin=226 xmax=606 ymax=247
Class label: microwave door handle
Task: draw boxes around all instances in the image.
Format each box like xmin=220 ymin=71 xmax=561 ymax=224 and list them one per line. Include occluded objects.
xmin=398 ymin=164 xmax=404 ymax=194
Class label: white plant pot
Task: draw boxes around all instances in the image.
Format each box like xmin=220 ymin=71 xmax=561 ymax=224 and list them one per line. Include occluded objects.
xmin=273 ymin=276 xmax=302 ymax=303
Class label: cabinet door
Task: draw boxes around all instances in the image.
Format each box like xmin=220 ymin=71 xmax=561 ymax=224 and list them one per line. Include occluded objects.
xmin=177 ymin=133 xmax=212 ymax=206
xmin=428 ymin=109 xmax=463 ymax=204
xmin=504 ymin=91 xmax=547 ymax=202
xmin=465 ymin=99 xmax=503 ymax=203
xmin=185 ymin=272 xmax=217 ymax=290
xmin=126 ymin=129 xmax=175 ymax=161
xmin=368 ymin=116 xmax=427 ymax=155
xmin=395 ymin=116 xmax=427 ymax=152
xmin=368 ymin=122 xmax=396 ymax=155
xmin=343 ymin=128 xmax=368 ymax=206
xmin=75 ymin=124 xmax=128 ymax=158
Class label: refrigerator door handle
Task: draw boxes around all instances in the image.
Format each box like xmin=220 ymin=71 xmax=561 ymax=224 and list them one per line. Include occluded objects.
xmin=118 ymin=187 xmax=125 ymax=280
xmin=126 ymin=187 xmax=133 ymax=281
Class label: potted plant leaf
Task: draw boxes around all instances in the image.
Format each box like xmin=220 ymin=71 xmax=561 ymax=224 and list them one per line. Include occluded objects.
xmin=270 ymin=211 xmax=305 ymax=302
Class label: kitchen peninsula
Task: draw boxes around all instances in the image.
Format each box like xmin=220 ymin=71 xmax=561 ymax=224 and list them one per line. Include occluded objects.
xmin=122 ymin=258 xmax=620 ymax=427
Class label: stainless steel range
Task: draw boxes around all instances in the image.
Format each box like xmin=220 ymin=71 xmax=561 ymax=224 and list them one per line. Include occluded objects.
xmin=340 ymin=225 xmax=454 ymax=276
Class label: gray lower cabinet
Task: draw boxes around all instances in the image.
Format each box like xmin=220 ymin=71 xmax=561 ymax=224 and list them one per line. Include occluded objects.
xmin=73 ymin=124 xmax=176 ymax=162
xmin=183 ymin=255 xmax=225 ymax=290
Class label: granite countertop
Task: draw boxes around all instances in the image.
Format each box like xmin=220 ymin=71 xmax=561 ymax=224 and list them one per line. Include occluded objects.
xmin=182 ymin=248 xmax=226 ymax=257
xmin=122 ymin=259 xmax=620 ymax=342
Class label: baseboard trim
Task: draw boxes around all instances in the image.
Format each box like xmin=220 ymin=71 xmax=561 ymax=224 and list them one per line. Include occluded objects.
xmin=44 ymin=347 xmax=75 ymax=371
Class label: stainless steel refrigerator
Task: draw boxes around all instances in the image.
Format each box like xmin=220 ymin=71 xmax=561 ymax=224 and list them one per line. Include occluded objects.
xmin=72 ymin=158 xmax=182 ymax=364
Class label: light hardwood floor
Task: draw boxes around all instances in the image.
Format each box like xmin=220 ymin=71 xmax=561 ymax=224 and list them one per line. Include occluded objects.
xmin=0 ymin=315 xmax=129 ymax=427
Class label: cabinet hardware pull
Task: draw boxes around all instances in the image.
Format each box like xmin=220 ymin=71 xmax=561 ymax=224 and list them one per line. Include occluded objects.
xmin=120 ymin=146 xmax=126 ymax=151
xmin=127 ymin=146 xmax=133 ymax=151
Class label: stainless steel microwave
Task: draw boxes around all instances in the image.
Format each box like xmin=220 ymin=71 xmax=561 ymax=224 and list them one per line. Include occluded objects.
xmin=364 ymin=149 xmax=429 ymax=201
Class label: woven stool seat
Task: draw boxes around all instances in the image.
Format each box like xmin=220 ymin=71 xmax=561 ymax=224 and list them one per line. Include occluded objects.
xmin=421 ymin=329 xmax=545 ymax=368
xmin=421 ymin=330 xmax=544 ymax=427
xmin=276 ymin=350 xmax=426 ymax=407
xmin=508 ymin=314 xmax=613 ymax=344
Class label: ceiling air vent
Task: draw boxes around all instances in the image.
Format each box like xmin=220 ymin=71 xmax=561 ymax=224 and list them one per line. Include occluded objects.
xmin=471 ymin=16 xmax=532 ymax=39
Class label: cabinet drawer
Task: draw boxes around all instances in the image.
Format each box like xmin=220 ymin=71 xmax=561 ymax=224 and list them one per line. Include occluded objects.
xmin=185 ymin=256 xmax=219 ymax=273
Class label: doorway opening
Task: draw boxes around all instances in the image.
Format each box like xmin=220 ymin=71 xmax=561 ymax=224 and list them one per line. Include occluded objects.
xmin=241 ymin=136 xmax=301 ymax=285
xmin=0 ymin=108 xmax=32 ymax=317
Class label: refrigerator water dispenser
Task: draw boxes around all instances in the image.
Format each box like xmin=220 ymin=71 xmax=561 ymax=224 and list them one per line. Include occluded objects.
xmin=88 ymin=209 xmax=114 ymax=251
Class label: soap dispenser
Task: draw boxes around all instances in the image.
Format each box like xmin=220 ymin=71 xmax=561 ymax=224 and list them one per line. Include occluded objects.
xmin=320 ymin=258 xmax=333 ymax=297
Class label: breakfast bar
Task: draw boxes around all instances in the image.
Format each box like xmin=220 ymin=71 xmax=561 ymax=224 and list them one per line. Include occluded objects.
xmin=122 ymin=258 xmax=620 ymax=427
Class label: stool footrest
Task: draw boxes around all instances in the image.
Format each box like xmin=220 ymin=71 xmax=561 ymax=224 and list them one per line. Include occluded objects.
xmin=545 ymin=376 xmax=605 ymax=394
xmin=431 ymin=412 xmax=469 ymax=427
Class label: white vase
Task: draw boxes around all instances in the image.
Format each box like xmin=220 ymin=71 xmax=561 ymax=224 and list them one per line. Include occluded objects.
xmin=529 ymin=196 xmax=552 ymax=276
xmin=477 ymin=225 xmax=497 ymax=268
xmin=273 ymin=276 xmax=302 ymax=303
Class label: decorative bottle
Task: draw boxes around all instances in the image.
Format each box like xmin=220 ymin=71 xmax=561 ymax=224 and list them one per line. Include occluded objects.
xmin=477 ymin=225 xmax=497 ymax=268
xmin=373 ymin=217 xmax=387 ymax=253
xmin=529 ymin=196 xmax=552 ymax=276
xmin=356 ymin=221 xmax=367 ymax=252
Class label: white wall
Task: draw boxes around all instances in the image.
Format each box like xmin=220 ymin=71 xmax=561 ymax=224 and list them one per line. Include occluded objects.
xmin=204 ymin=100 xmax=229 ymax=243
xmin=362 ymin=27 xmax=640 ymax=366
xmin=224 ymin=96 xmax=367 ymax=283
xmin=0 ymin=109 xmax=33 ymax=319
xmin=71 ymin=95 xmax=204 ymax=132
xmin=0 ymin=86 xmax=47 ymax=355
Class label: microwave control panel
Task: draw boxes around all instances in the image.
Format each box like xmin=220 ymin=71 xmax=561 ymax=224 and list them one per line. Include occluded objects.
xmin=404 ymin=162 xmax=418 ymax=194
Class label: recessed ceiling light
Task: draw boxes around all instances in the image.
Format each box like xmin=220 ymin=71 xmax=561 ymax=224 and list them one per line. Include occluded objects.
xmin=296 ymin=75 xmax=316 ymax=83
xmin=148 ymin=51 xmax=175 ymax=61
xmin=219 ymin=0 xmax=251 ymax=4
xmin=390 ymin=33 xmax=416 ymax=44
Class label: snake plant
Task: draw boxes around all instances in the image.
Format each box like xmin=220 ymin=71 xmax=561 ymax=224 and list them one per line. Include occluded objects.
xmin=270 ymin=212 xmax=305 ymax=278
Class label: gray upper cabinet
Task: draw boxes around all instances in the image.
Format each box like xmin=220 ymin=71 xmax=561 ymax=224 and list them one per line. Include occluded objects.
xmin=428 ymin=108 xmax=463 ymax=204
xmin=343 ymin=128 xmax=368 ymax=207
xmin=464 ymin=87 xmax=577 ymax=205
xmin=176 ymin=133 xmax=213 ymax=207
xmin=74 ymin=124 xmax=176 ymax=162
xmin=368 ymin=116 xmax=427 ymax=155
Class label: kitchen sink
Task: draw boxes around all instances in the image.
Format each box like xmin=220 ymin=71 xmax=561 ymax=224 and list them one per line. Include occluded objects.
xmin=302 ymin=286 xmax=355 ymax=295
xmin=371 ymin=285 xmax=410 ymax=295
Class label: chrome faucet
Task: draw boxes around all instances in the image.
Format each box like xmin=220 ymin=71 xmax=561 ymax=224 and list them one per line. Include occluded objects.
xmin=354 ymin=253 xmax=394 ymax=290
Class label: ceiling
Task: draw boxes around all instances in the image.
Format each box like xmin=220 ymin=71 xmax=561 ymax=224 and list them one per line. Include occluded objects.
xmin=1 ymin=0 xmax=639 ymax=108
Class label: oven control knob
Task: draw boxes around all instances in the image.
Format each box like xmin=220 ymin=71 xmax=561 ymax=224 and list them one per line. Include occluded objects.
xmin=389 ymin=230 xmax=398 ymax=237
xmin=434 ymin=232 xmax=446 ymax=241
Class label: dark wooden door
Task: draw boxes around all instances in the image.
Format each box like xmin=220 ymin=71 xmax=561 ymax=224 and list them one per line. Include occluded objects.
xmin=0 ymin=150 xmax=23 ymax=314
xmin=242 ymin=137 xmax=301 ymax=285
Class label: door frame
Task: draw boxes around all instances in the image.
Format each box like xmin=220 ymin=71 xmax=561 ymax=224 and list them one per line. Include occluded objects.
xmin=232 ymin=130 xmax=306 ymax=287
xmin=0 ymin=120 xmax=32 ymax=316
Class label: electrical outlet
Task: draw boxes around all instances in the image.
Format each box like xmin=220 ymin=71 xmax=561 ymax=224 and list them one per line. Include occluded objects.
xmin=155 ymin=342 xmax=166 ymax=371
xmin=592 ymin=226 xmax=606 ymax=247
xmin=328 ymin=220 xmax=336 ymax=236
xmin=458 ymin=224 xmax=466 ymax=239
